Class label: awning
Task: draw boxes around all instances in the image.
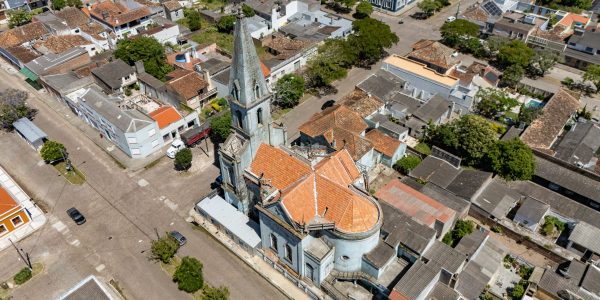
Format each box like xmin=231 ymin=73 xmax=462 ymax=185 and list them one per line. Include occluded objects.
xmin=12 ymin=118 xmax=47 ymax=144
xmin=20 ymin=67 xmax=38 ymax=82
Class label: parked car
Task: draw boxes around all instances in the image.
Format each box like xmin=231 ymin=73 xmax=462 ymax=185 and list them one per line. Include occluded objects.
xmin=211 ymin=175 xmax=223 ymax=190
xmin=411 ymin=12 xmax=429 ymax=19
xmin=166 ymin=139 xmax=185 ymax=159
xmin=446 ymin=16 xmax=456 ymax=22
xmin=169 ymin=231 xmax=187 ymax=246
xmin=67 ymin=207 xmax=86 ymax=225
xmin=321 ymin=100 xmax=336 ymax=110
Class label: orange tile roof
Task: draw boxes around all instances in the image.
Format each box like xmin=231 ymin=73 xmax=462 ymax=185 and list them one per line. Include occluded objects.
xmin=0 ymin=22 xmax=49 ymax=48
xmin=408 ymin=39 xmax=459 ymax=70
xmin=558 ymin=13 xmax=590 ymax=27
xmin=148 ymin=106 xmax=182 ymax=129
xmin=260 ymin=61 xmax=270 ymax=77
xmin=375 ymin=179 xmax=456 ymax=227
xmin=166 ymin=70 xmax=209 ymax=100
xmin=365 ymin=129 xmax=401 ymax=158
xmin=388 ymin=289 xmax=410 ymax=300
xmin=34 ymin=35 xmax=91 ymax=54
xmin=166 ymin=52 xmax=202 ymax=71
xmin=0 ymin=186 xmax=18 ymax=217
xmin=300 ymin=105 xmax=367 ymax=137
xmin=90 ymin=1 xmax=151 ymax=27
xmin=81 ymin=7 xmax=91 ymax=17
xmin=250 ymin=144 xmax=379 ymax=233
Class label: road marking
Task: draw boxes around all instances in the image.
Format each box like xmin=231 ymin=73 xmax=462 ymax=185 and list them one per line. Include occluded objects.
xmin=163 ymin=199 xmax=178 ymax=211
xmin=69 ymin=239 xmax=81 ymax=247
xmin=137 ymin=179 xmax=149 ymax=187
xmin=37 ymin=160 xmax=45 ymax=167
xmin=95 ymin=264 xmax=105 ymax=272
xmin=52 ymin=221 xmax=68 ymax=234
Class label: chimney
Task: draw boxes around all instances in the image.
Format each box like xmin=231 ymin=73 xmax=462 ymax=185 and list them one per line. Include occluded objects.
xmin=184 ymin=51 xmax=191 ymax=63
xmin=135 ymin=60 xmax=145 ymax=73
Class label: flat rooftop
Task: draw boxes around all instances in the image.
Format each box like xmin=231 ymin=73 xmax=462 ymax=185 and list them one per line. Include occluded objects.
xmin=383 ymin=55 xmax=459 ymax=87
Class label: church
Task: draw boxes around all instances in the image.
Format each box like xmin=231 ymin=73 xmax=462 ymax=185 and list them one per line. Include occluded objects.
xmin=216 ymin=12 xmax=382 ymax=286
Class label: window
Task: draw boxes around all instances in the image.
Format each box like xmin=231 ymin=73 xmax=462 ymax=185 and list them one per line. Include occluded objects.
xmin=163 ymin=134 xmax=170 ymax=142
xmin=127 ymin=137 xmax=137 ymax=144
xmin=152 ymin=139 xmax=159 ymax=148
xmin=236 ymin=110 xmax=243 ymax=129
xmin=254 ymin=81 xmax=260 ymax=99
xmin=0 ymin=225 xmax=6 ymax=234
xmin=11 ymin=216 xmax=23 ymax=226
xmin=124 ymin=75 xmax=131 ymax=80
xmin=340 ymin=255 xmax=350 ymax=261
xmin=257 ymin=108 xmax=263 ymax=125
xmin=178 ymin=126 xmax=184 ymax=132
xmin=131 ymin=148 xmax=141 ymax=155
xmin=270 ymin=234 xmax=278 ymax=251
xmin=285 ymin=244 xmax=292 ymax=262
xmin=187 ymin=120 xmax=196 ymax=127
xmin=148 ymin=128 xmax=156 ymax=137
xmin=294 ymin=60 xmax=301 ymax=70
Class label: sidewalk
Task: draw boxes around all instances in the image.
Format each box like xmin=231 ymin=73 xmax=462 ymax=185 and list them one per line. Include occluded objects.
xmin=0 ymin=61 xmax=164 ymax=171
xmin=188 ymin=209 xmax=328 ymax=300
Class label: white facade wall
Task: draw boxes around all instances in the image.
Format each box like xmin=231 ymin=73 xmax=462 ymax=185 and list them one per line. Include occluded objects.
xmin=149 ymin=25 xmax=180 ymax=45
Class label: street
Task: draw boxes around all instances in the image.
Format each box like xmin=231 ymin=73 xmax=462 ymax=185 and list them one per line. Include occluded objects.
xmin=281 ymin=0 xmax=478 ymax=139
xmin=0 ymin=69 xmax=285 ymax=299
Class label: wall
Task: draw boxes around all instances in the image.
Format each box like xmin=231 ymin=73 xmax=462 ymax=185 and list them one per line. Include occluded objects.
xmin=323 ymin=229 xmax=379 ymax=273
xmin=0 ymin=209 xmax=30 ymax=235
xmin=302 ymin=235 xmax=335 ymax=285
xmin=123 ymin=123 xmax=161 ymax=158
xmin=47 ymin=53 xmax=91 ymax=75
xmin=168 ymin=9 xmax=184 ymax=22
xmin=268 ymin=45 xmax=317 ymax=87
xmin=259 ymin=210 xmax=304 ymax=276
xmin=150 ymin=25 xmax=180 ymax=45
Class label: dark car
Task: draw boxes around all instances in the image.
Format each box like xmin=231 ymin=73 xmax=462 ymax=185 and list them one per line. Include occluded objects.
xmin=321 ymin=100 xmax=336 ymax=110
xmin=67 ymin=207 xmax=86 ymax=225
xmin=169 ymin=231 xmax=187 ymax=246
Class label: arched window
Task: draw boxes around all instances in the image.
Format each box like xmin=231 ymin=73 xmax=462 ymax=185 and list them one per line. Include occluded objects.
xmin=257 ymin=108 xmax=263 ymax=125
xmin=236 ymin=110 xmax=243 ymax=129
xmin=231 ymin=81 xmax=240 ymax=101
xmin=254 ymin=80 xmax=260 ymax=99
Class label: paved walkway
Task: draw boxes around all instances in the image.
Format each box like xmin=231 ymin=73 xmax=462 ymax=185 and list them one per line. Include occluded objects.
xmin=189 ymin=209 xmax=327 ymax=300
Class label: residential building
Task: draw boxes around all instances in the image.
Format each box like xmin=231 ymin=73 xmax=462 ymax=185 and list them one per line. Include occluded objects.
xmin=0 ymin=22 xmax=49 ymax=68
xmin=22 ymin=47 xmax=90 ymax=82
xmin=245 ymin=0 xmax=319 ymax=32
xmin=0 ymin=165 xmax=46 ymax=251
xmin=513 ymin=197 xmax=550 ymax=232
xmin=407 ymin=40 xmax=460 ymax=74
xmin=564 ymin=29 xmax=600 ymax=70
xmin=40 ymin=72 xmax=96 ymax=113
xmin=89 ymin=0 xmax=152 ymax=39
xmin=148 ymin=105 xmax=198 ymax=143
xmin=135 ymin=23 xmax=180 ymax=45
xmin=2 ymin=0 xmax=47 ymax=13
xmin=260 ymin=33 xmax=318 ymax=86
xmin=367 ymin=0 xmax=418 ymax=14
xmin=535 ymin=260 xmax=600 ymax=299
xmin=77 ymin=85 xmax=162 ymax=158
xmin=164 ymin=69 xmax=216 ymax=109
xmin=91 ymin=59 xmax=137 ymax=94
xmin=279 ymin=8 xmax=352 ymax=40
xmin=554 ymin=120 xmax=600 ymax=171
xmin=33 ymin=35 xmax=98 ymax=56
xmin=162 ymin=0 xmax=183 ymax=22
xmin=492 ymin=11 xmax=546 ymax=41
xmin=567 ymin=222 xmax=600 ymax=261
xmin=57 ymin=275 xmax=123 ymax=300
xmin=54 ymin=7 xmax=91 ymax=29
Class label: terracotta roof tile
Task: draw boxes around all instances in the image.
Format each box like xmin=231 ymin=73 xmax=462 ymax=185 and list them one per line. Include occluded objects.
xmin=0 ymin=186 xmax=18 ymax=216
xmin=365 ymin=129 xmax=401 ymax=158
xmin=34 ymin=35 xmax=91 ymax=54
xmin=408 ymin=39 xmax=459 ymax=70
xmin=148 ymin=106 xmax=182 ymax=129
xmin=251 ymin=144 xmax=379 ymax=233
xmin=342 ymin=89 xmax=384 ymax=118
xmin=166 ymin=70 xmax=209 ymax=100
xmin=521 ymin=89 xmax=580 ymax=150
xmin=90 ymin=1 xmax=151 ymax=27
xmin=327 ymin=127 xmax=373 ymax=161
xmin=462 ymin=6 xmax=488 ymax=23
xmin=6 ymin=46 xmax=41 ymax=64
xmin=163 ymin=0 xmax=181 ymax=11
xmin=299 ymin=105 xmax=367 ymax=137
xmin=0 ymin=22 xmax=49 ymax=48
xmin=55 ymin=7 xmax=91 ymax=27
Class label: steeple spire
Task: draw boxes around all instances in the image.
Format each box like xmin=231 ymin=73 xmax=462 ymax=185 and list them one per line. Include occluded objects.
xmin=229 ymin=10 xmax=269 ymax=106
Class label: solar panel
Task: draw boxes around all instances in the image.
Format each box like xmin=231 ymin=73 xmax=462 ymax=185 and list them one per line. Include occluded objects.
xmin=482 ymin=1 xmax=502 ymax=16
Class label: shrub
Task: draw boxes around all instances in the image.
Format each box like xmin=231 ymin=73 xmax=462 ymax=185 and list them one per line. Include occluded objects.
xmin=511 ymin=280 xmax=526 ymax=300
xmin=13 ymin=268 xmax=32 ymax=285
xmin=173 ymin=256 xmax=204 ymax=293
xmin=124 ymin=88 xmax=132 ymax=96
xmin=491 ymin=225 xmax=503 ymax=233
xmin=203 ymin=285 xmax=230 ymax=300
xmin=40 ymin=140 xmax=66 ymax=163
xmin=540 ymin=215 xmax=565 ymax=236
xmin=519 ymin=266 xmax=533 ymax=280
xmin=151 ymin=235 xmax=179 ymax=263
xmin=393 ymin=155 xmax=422 ymax=174
xmin=175 ymin=148 xmax=193 ymax=171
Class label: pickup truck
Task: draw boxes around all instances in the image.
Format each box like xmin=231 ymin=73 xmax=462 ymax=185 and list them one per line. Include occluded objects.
xmin=166 ymin=139 xmax=185 ymax=158
xmin=180 ymin=125 xmax=211 ymax=147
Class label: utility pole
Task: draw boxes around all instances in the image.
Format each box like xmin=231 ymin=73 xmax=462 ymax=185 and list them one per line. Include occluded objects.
xmin=61 ymin=149 xmax=72 ymax=172
xmin=9 ymin=239 xmax=32 ymax=270
xmin=456 ymin=0 xmax=461 ymax=18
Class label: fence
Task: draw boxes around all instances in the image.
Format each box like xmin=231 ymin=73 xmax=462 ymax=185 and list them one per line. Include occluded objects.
xmin=256 ymin=250 xmax=324 ymax=300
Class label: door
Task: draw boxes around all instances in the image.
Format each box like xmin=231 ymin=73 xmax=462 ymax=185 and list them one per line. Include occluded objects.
xmin=305 ymin=264 xmax=314 ymax=282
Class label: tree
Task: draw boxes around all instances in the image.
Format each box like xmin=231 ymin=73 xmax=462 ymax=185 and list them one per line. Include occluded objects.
xmin=317 ymin=38 xmax=357 ymax=69
xmin=393 ymin=155 xmax=422 ymax=174
xmin=210 ymin=111 xmax=232 ymax=142
xmin=527 ymin=50 xmax=558 ymax=78
xmin=511 ymin=281 xmax=526 ymax=300
xmin=203 ymin=285 xmax=230 ymax=300
xmin=348 ymin=18 xmax=398 ymax=64
xmin=173 ymin=256 xmax=204 ymax=293
xmin=484 ymin=36 xmax=510 ymax=57
xmin=459 ymin=37 xmax=484 ymax=57
xmin=440 ymin=19 xmax=480 ymax=47
xmin=40 ymin=140 xmax=66 ymax=163
xmin=241 ymin=4 xmax=255 ymax=17
xmin=583 ymin=65 xmax=600 ymax=89
xmin=442 ymin=219 xmax=474 ymax=246
xmin=0 ymin=89 xmax=35 ymax=130
xmin=66 ymin=0 xmax=83 ymax=8
xmin=275 ymin=74 xmax=305 ymax=108
xmin=7 ymin=9 xmax=32 ymax=28
xmin=305 ymin=56 xmax=348 ymax=88
xmin=500 ymin=65 xmax=525 ymax=88
xmin=476 ymin=88 xmax=519 ymax=118
xmin=335 ymin=0 xmax=357 ymax=8
xmin=151 ymin=235 xmax=179 ymax=263
xmin=13 ymin=268 xmax=32 ymax=285
xmin=417 ymin=0 xmax=440 ymax=16
xmin=217 ymin=15 xmax=236 ymax=33
xmin=518 ymin=104 xmax=543 ymax=125
xmin=52 ymin=0 xmax=66 ymax=10
xmin=184 ymin=8 xmax=202 ymax=31
xmin=485 ymin=138 xmax=535 ymax=181
xmin=497 ymin=40 xmax=535 ymax=68
xmin=115 ymin=36 xmax=172 ymax=80
xmin=354 ymin=1 xmax=373 ymax=18
xmin=175 ymin=148 xmax=193 ymax=171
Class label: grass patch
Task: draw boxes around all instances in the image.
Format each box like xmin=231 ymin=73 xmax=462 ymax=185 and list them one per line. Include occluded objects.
xmin=53 ymin=162 xmax=85 ymax=185
xmin=0 ymin=263 xmax=44 ymax=299
xmin=193 ymin=0 xmax=226 ymax=11
xmin=414 ymin=143 xmax=432 ymax=155
xmin=272 ymin=107 xmax=292 ymax=121
xmin=504 ymin=111 xmax=518 ymax=122
xmin=159 ymin=257 xmax=207 ymax=300
xmin=191 ymin=27 xmax=234 ymax=55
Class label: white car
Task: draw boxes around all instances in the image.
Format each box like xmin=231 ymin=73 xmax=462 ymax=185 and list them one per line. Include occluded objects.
xmin=166 ymin=139 xmax=185 ymax=159
xmin=446 ymin=16 xmax=456 ymax=22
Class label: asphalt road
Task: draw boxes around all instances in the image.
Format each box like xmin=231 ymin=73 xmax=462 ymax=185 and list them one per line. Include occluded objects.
xmin=0 ymin=69 xmax=286 ymax=299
